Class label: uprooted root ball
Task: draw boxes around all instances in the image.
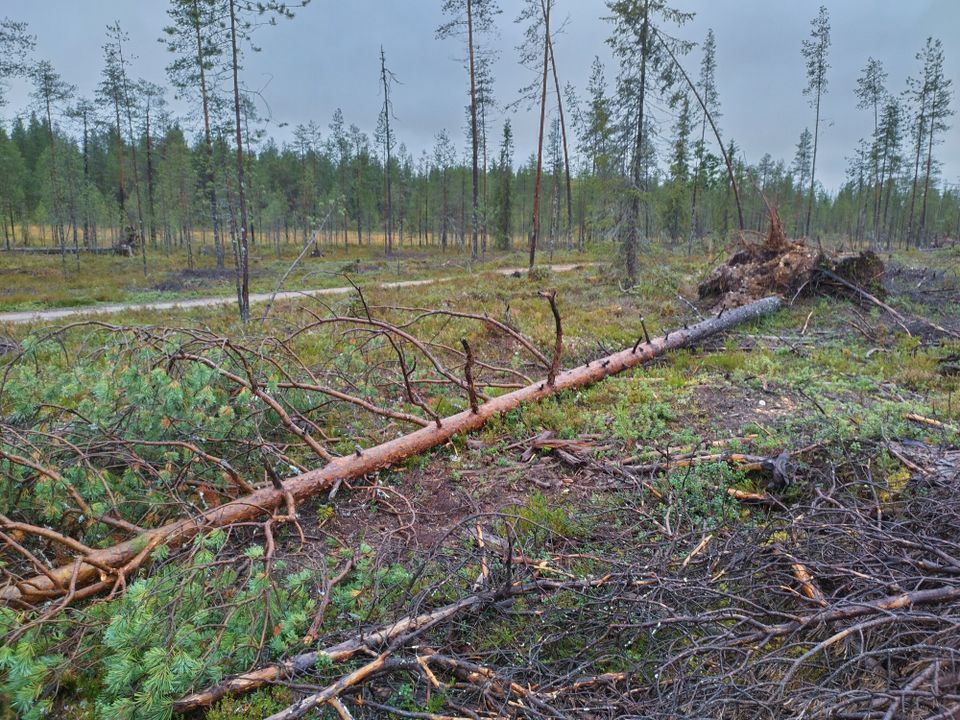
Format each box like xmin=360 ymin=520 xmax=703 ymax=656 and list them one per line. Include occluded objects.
xmin=698 ymin=210 xmax=884 ymax=310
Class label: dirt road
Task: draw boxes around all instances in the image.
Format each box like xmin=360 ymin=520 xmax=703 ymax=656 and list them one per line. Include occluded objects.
xmin=0 ymin=264 xmax=590 ymax=325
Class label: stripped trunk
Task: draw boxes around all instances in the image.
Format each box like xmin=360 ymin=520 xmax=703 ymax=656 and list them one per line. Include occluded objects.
xmin=0 ymin=296 xmax=782 ymax=608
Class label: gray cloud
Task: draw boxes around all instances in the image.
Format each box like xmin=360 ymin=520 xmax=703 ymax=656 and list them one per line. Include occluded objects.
xmin=3 ymin=0 xmax=957 ymax=191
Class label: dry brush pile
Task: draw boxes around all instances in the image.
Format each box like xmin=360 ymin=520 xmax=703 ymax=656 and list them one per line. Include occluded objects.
xmin=203 ymin=439 xmax=957 ymax=720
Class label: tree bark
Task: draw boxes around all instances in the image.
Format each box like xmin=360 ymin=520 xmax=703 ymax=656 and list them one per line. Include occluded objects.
xmin=228 ymin=0 xmax=250 ymax=321
xmin=466 ymin=0 xmax=480 ymax=261
xmin=0 ymin=296 xmax=782 ymax=607
xmin=529 ymin=0 xmax=550 ymax=270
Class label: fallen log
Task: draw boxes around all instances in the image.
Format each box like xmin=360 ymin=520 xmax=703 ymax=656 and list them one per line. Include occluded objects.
xmin=627 ymin=452 xmax=768 ymax=474
xmin=904 ymin=412 xmax=959 ymax=433
xmin=0 ymin=295 xmax=782 ymax=607
xmin=174 ymin=575 xmax=615 ymax=713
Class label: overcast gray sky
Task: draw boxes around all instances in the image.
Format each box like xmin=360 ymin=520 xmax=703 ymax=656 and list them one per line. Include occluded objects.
xmin=3 ymin=0 xmax=958 ymax=192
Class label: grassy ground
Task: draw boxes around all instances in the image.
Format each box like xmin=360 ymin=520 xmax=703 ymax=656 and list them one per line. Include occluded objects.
xmin=0 ymin=233 xmax=592 ymax=312
xmin=1 ymin=241 xmax=959 ymax=718
xmin=216 ymin=245 xmax=958 ymax=717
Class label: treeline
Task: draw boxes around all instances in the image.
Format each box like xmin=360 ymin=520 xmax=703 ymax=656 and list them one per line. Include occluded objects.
xmin=2 ymin=95 xmax=958 ymax=256
xmin=0 ymin=2 xmax=957 ymax=307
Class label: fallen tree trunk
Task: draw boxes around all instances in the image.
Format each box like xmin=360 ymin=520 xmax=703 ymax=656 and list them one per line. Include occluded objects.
xmin=0 ymin=296 xmax=782 ymax=607
xmin=174 ymin=575 xmax=614 ymax=714
xmin=175 ymin=589 xmax=491 ymax=713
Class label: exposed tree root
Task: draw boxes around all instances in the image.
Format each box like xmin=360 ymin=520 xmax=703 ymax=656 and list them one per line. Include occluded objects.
xmin=698 ymin=208 xmax=885 ymax=311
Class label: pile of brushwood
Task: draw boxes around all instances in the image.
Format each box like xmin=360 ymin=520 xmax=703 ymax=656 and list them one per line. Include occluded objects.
xmin=698 ymin=209 xmax=886 ymax=310
xmin=172 ymin=439 xmax=959 ymax=720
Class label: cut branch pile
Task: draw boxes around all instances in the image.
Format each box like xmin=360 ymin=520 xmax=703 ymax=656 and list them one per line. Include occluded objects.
xmin=171 ymin=441 xmax=960 ymax=719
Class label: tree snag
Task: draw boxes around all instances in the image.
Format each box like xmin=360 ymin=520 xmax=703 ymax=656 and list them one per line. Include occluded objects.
xmin=536 ymin=289 xmax=562 ymax=385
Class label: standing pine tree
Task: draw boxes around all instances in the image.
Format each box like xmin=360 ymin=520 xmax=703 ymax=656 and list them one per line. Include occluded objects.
xmin=845 ymin=138 xmax=870 ymax=246
xmin=578 ymin=57 xmax=614 ymax=243
xmin=162 ymin=0 xmax=228 ymax=270
xmin=606 ymin=0 xmax=693 ymax=287
xmin=540 ymin=0 xmax=574 ymax=252
xmin=416 ymin=150 xmax=430 ymax=246
xmin=663 ymin=93 xmax=691 ymax=244
xmin=855 ymin=57 xmax=887 ymax=242
xmin=0 ymin=128 xmax=27 ymax=250
xmin=690 ymin=28 xmax=718 ymax=240
xmin=581 ymin=57 xmax=613 ymax=178
xmin=546 ymin=114 xmax=561 ymax=260
xmin=30 ymin=60 xmax=73 ymax=276
xmin=515 ymin=0 xmax=552 ymax=268
xmin=801 ymin=5 xmax=830 ymax=238
xmin=792 ymin=128 xmax=813 ymax=236
xmin=156 ymin=125 xmax=196 ymax=267
xmin=913 ymin=38 xmax=953 ymax=246
xmin=139 ymin=80 xmax=166 ymax=252
xmin=104 ymin=22 xmax=148 ymax=277
xmin=349 ymin=124 xmax=371 ymax=245
xmin=875 ymin=97 xmax=903 ymax=247
xmin=0 ymin=19 xmax=33 ymax=251
xmin=474 ymin=51 xmax=497 ymax=255
xmin=66 ymin=98 xmax=96 ymax=249
xmin=433 ymin=130 xmax=456 ymax=252
xmin=224 ymin=0 xmax=306 ymax=321
xmin=0 ymin=18 xmax=34 ymax=108
xmin=495 ymin=119 xmax=513 ymax=250
xmin=227 ymin=0 xmax=249 ymax=319
xmin=328 ymin=108 xmax=351 ymax=247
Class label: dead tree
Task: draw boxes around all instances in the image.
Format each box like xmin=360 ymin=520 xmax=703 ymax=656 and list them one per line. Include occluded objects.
xmin=0 ymin=296 xmax=781 ymax=607
xmin=530 ymin=2 xmax=550 ymax=269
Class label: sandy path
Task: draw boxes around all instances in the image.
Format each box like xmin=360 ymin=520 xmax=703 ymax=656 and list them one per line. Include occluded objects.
xmin=0 ymin=263 xmax=590 ymax=325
